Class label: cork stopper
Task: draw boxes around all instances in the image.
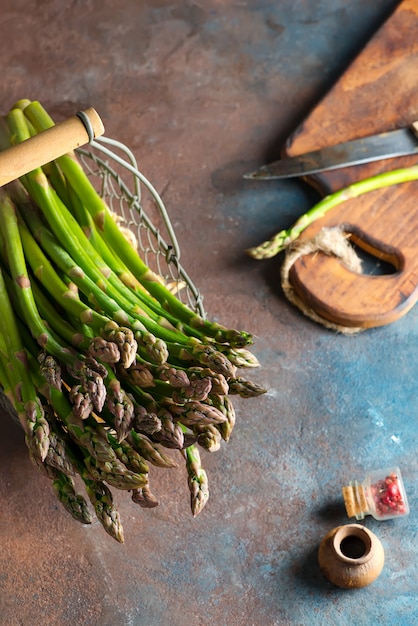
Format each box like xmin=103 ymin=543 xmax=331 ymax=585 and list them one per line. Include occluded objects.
xmin=342 ymin=482 xmax=368 ymax=519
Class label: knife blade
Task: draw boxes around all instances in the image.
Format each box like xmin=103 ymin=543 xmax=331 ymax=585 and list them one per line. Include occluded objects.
xmin=244 ymin=122 xmax=418 ymax=180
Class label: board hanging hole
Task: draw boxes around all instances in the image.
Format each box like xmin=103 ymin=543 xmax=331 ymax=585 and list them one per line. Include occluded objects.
xmin=344 ymin=229 xmax=400 ymax=276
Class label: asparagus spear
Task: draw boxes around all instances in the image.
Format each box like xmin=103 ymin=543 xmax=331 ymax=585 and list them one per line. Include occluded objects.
xmin=16 ymin=214 xmax=114 ymax=335
xmin=128 ymin=430 xmax=179 ymax=469
xmin=246 ymin=164 xmax=418 ymax=259
xmin=83 ymin=478 xmax=125 ymax=543
xmin=131 ymin=484 xmax=159 ymax=509
xmin=193 ymin=423 xmax=222 ymax=452
xmin=62 ymin=441 xmax=125 ymax=542
xmin=106 ymin=430 xmax=149 ymax=475
xmin=209 ymin=394 xmax=236 ymax=442
xmin=41 ymin=412 xmax=77 ymax=476
xmin=51 ymin=470 xmax=93 ymax=525
xmin=182 ymin=444 xmax=209 ymax=517
xmin=227 ymin=376 xmax=267 ymax=398
xmin=0 ymin=190 xmax=85 ymax=368
xmin=0 ymin=354 xmax=17 ymax=413
xmin=0 ymin=261 xmax=49 ymax=461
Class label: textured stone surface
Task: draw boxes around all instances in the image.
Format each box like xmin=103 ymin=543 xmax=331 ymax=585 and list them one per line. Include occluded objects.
xmin=1 ymin=2 xmax=417 ymax=625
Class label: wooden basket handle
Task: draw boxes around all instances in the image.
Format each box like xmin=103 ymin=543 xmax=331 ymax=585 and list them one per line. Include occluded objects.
xmin=0 ymin=107 xmax=104 ymax=187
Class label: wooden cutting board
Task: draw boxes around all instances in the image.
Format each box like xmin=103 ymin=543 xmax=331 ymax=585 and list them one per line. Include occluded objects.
xmin=284 ymin=0 xmax=418 ymax=329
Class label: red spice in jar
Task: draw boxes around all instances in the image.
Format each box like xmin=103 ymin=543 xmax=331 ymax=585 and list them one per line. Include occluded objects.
xmin=343 ymin=466 xmax=409 ymax=521
xmin=371 ymin=472 xmax=407 ymax=517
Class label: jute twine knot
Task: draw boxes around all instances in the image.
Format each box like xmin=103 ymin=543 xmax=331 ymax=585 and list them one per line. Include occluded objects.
xmin=281 ymin=227 xmax=364 ymax=334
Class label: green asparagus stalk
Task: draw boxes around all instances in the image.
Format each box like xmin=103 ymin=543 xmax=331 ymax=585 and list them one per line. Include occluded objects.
xmin=105 ymin=430 xmax=149 ymax=475
xmin=227 ymin=376 xmax=267 ymax=398
xmin=131 ymin=484 xmax=159 ymax=509
xmin=17 ymin=214 xmax=114 ymax=334
xmin=128 ymin=430 xmax=179 ymax=469
xmin=60 ymin=180 xmax=145 ymax=293
xmin=0 ymin=260 xmax=49 ymax=461
xmin=41 ymin=412 xmax=77 ymax=476
xmin=83 ymin=478 xmax=125 ymax=543
xmin=247 ymin=165 xmax=418 ymax=259
xmin=151 ymin=407 xmax=185 ymax=449
xmin=62 ymin=442 xmax=125 ymax=542
xmin=0 ymin=190 xmax=84 ymax=368
xmin=31 ymin=278 xmax=87 ymax=349
xmin=182 ymin=444 xmax=209 ymax=516
xmin=9 ymin=106 xmax=260 ymax=366
xmin=15 ymin=209 xmax=149 ymax=370
xmin=193 ymin=423 xmax=222 ymax=452
xmin=187 ymin=367 xmax=229 ymax=396
xmin=0 ymin=354 xmax=17 ymax=411
xmin=19 ymin=196 xmax=156 ymax=336
xmin=209 ymin=394 xmax=236 ymax=442
xmin=67 ymin=195 xmax=238 ymax=347
xmin=51 ymin=469 xmax=93 ymax=524
xmin=44 ymin=160 xmax=72 ymax=209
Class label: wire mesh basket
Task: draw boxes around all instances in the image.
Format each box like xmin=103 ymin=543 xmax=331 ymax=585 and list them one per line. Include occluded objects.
xmin=76 ymin=134 xmax=205 ymax=318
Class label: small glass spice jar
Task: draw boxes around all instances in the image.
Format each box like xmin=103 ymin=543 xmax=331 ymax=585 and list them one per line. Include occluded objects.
xmin=342 ymin=466 xmax=409 ymax=521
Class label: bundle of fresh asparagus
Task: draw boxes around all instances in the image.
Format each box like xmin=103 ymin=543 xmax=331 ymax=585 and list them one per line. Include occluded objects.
xmin=0 ymin=100 xmax=265 ymax=542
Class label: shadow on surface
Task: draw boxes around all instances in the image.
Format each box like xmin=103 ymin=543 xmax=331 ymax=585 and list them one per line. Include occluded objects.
xmin=293 ymin=544 xmax=330 ymax=591
xmin=315 ymin=498 xmax=348 ymax=525
xmin=0 ymin=404 xmax=27 ymax=463
xmin=259 ymin=0 xmax=401 ymax=169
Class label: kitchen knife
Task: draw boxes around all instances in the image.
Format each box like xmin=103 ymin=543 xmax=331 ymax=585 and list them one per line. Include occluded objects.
xmin=244 ymin=122 xmax=418 ymax=180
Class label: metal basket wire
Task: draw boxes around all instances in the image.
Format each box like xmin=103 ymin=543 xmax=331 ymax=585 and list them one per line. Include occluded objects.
xmin=77 ymin=135 xmax=205 ymax=318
